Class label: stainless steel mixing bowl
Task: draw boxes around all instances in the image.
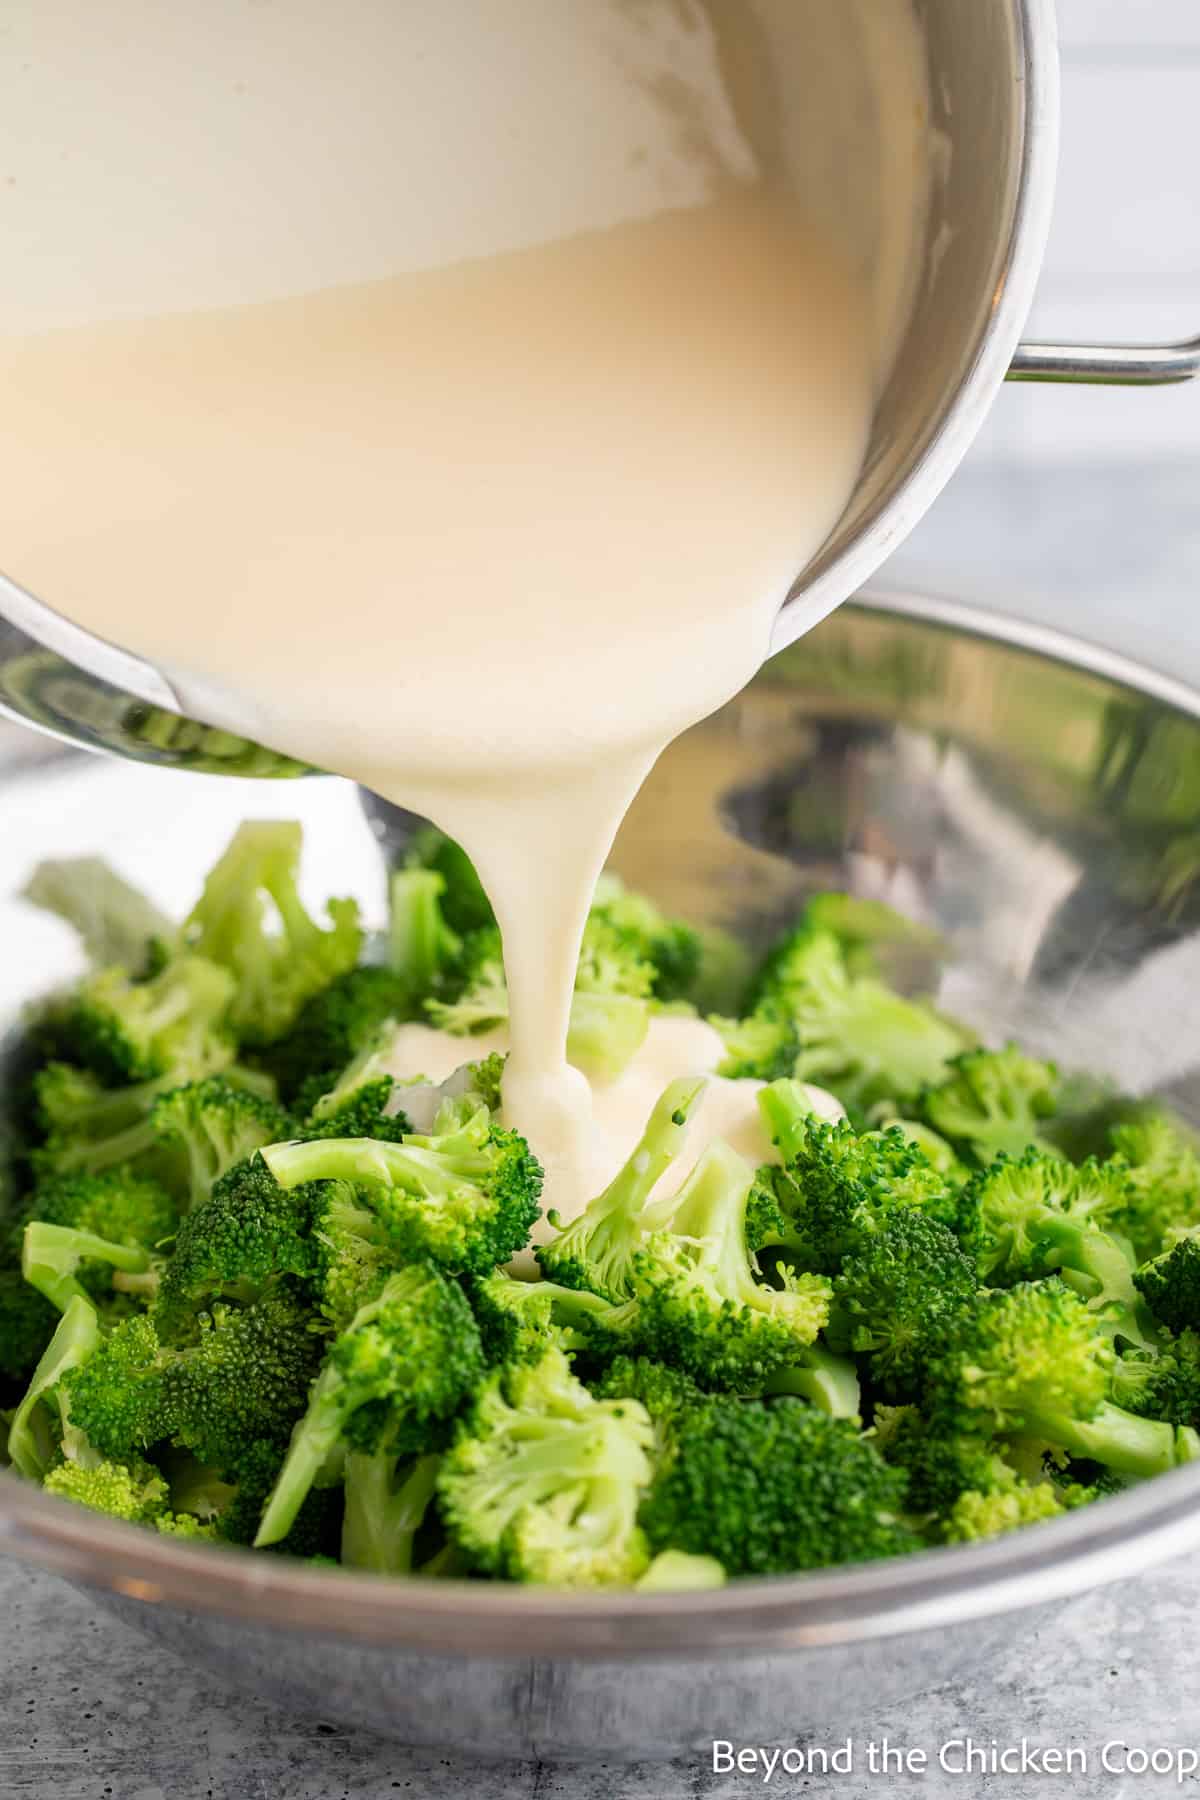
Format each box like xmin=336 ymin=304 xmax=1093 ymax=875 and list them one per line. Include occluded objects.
xmin=2 ymin=589 xmax=1200 ymax=1760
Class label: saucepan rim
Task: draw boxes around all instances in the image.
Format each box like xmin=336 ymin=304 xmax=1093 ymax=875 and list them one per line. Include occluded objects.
xmin=2 ymin=586 xmax=1199 ymax=1658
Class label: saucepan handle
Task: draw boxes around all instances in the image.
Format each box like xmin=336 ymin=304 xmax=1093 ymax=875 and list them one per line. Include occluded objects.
xmin=1008 ymin=336 xmax=1200 ymax=386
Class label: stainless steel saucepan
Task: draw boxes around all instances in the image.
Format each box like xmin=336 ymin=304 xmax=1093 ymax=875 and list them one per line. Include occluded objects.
xmin=2 ymin=589 xmax=1200 ymax=1759
xmin=0 ymin=0 xmax=1196 ymax=765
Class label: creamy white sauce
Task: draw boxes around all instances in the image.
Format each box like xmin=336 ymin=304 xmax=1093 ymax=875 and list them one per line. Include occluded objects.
xmin=0 ymin=1 xmax=929 ymax=1197
xmin=382 ymin=1015 xmax=843 ymax=1247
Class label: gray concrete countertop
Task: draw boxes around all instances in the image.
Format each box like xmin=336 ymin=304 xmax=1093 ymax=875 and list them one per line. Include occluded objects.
xmin=3 ymin=458 xmax=1199 ymax=1797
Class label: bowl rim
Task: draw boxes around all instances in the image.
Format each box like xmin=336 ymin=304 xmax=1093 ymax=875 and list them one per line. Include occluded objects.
xmin=3 ymin=583 xmax=1200 ymax=1659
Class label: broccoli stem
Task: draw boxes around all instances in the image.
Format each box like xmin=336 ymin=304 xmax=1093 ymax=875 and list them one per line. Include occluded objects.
xmin=1036 ymin=1220 xmax=1155 ymax=1349
xmin=388 ymin=869 xmax=460 ymax=1003
xmin=563 ymin=992 xmax=649 ymax=1083
xmin=264 ymin=1136 xmax=475 ymax=1195
xmin=255 ymin=1359 xmax=351 ymax=1548
xmin=537 ymin=1077 xmax=708 ymax=1302
xmin=765 ymin=1345 xmax=862 ymax=1420
xmin=8 ymin=1296 xmax=100 ymax=1481
xmin=756 ymin=1078 xmax=821 ymax=1162
xmin=342 ymin=1450 xmax=440 ymax=1575
xmin=22 ymin=1222 xmax=151 ymax=1315
xmin=1023 ymin=1401 xmax=1200 ymax=1480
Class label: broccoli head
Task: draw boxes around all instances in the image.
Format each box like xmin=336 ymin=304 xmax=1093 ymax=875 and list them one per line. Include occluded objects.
xmin=640 ymin=1394 xmax=921 ymax=1576
xmin=1110 ymin=1113 xmax=1200 ymax=1261
xmin=43 ymin=1452 xmax=170 ymax=1525
xmin=22 ymin=856 xmax=176 ymax=976
xmin=712 ymin=1004 xmax=800 ymax=1083
xmin=465 ymin=1268 xmax=630 ymax=1365
xmin=753 ymin=1081 xmax=956 ymax=1273
xmin=184 ymin=821 xmax=362 ymax=1048
xmin=632 ymin=1141 xmax=832 ymax=1391
xmin=957 ymin=1152 xmax=1152 ymax=1347
xmin=262 ymin=1097 xmax=542 ymax=1277
xmin=753 ymin=928 xmax=967 ymax=1114
xmin=153 ymin=1077 xmax=294 ymax=1214
xmin=921 ymin=1046 xmax=1061 ymax=1166
xmin=1135 ymin=1228 xmax=1200 ymax=1334
xmin=154 ymin=1153 xmax=318 ymax=1336
xmin=927 ymin=1280 xmax=1199 ymax=1480
xmin=72 ymin=956 xmax=235 ymax=1084
xmin=536 ymin=1077 xmax=705 ymax=1298
xmin=265 ymin=964 xmax=414 ymax=1105
xmin=10 ymin=1167 xmax=176 ymax=1268
xmin=256 ymin=1262 xmax=483 ymax=1548
xmin=438 ymin=1346 xmax=654 ymax=1587
xmin=827 ymin=1208 xmax=978 ymax=1399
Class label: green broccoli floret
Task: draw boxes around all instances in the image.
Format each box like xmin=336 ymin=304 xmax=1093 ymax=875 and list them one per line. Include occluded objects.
xmin=262 ymin=1097 xmax=542 ymax=1277
xmin=22 ymin=1222 xmax=153 ymax=1316
xmin=156 ymin=1511 xmax=220 ymax=1540
xmin=873 ymin=1403 xmax=1068 ymax=1544
xmin=465 ymin=1269 xmax=629 ymax=1365
xmin=184 ymin=821 xmax=362 ymax=1048
xmin=0 ymin=1268 xmax=57 ymax=1383
xmin=1109 ymin=1113 xmax=1200 ymax=1260
xmin=295 ymin=1030 xmax=414 ymax=1143
xmin=640 ymin=1395 xmax=921 ymax=1576
xmin=8 ymin=1295 xmax=101 ymax=1480
xmin=438 ymin=1346 xmax=654 ymax=1587
xmin=799 ymin=893 xmax=944 ymax=978
xmin=30 ymin=1064 xmax=166 ymax=1182
xmin=66 ymin=1290 xmax=325 ymax=1469
xmin=10 ymin=1167 xmax=176 ymax=1269
xmin=152 ymin=1077 xmax=294 ymax=1214
xmin=871 ymin=1403 xmax=1004 ymax=1515
xmin=23 ymin=856 xmax=176 ymax=976
xmin=72 ymin=956 xmax=235 ymax=1084
xmin=921 ymin=1046 xmax=1061 ymax=1166
xmin=752 ymin=1081 xmax=956 ymax=1273
xmin=256 ymin=1263 xmax=482 ymax=1548
xmin=870 ymin=1117 xmax=968 ymax=1182
xmin=712 ymin=1004 xmax=800 ymax=1082
xmin=585 ymin=874 xmax=703 ymax=1005
xmin=303 ymin=1077 xmax=410 ymax=1144
xmin=387 ymin=869 xmax=462 ymax=1008
xmin=1110 ymin=1330 xmax=1200 ymax=1429
xmin=942 ymin=1475 xmax=1066 ymax=1544
xmin=957 ymin=1152 xmax=1152 ymax=1347
xmin=28 ymin=1056 xmax=270 ymax=1185
xmin=536 ymin=1077 xmax=705 ymax=1298
xmin=341 ymin=1447 xmax=442 ymax=1576
xmin=635 ymin=1549 xmax=726 ymax=1590
xmin=57 ymin=1313 xmax=168 ymax=1459
xmin=926 ymin=1280 xmax=1199 ymax=1480
xmin=214 ymin=1437 xmax=343 ymax=1559
xmin=154 ymin=1153 xmax=318 ymax=1335
xmin=43 ymin=1452 xmax=170 ymax=1525
xmin=762 ymin=1344 xmax=862 ymax=1420
xmin=587 ymin=1354 xmax=707 ymax=1428
xmin=265 ymin=965 xmax=414 ymax=1106
xmin=1135 ymin=1227 xmax=1200 ymax=1333
xmin=402 ymin=827 xmax=494 ymax=936
xmin=753 ymin=928 xmax=967 ymax=1114
xmin=631 ymin=1141 xmax=832 ymax=1390
xmin=827 ymin=1208 xmax=978 ymax=1399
